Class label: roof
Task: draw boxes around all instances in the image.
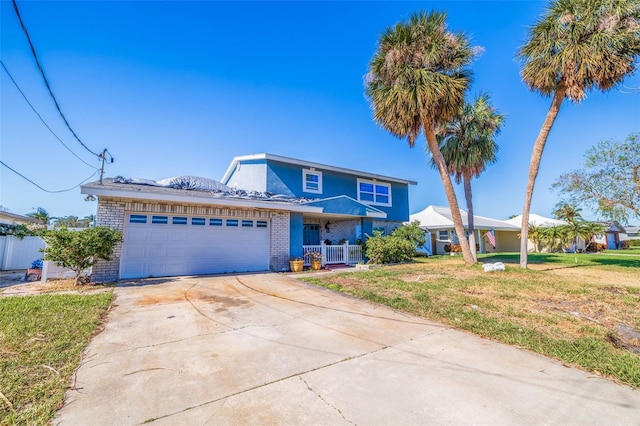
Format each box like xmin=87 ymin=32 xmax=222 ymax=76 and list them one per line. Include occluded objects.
xmin=221 ymin=153 xmax=418 ymax=186
xmin=81 ymin=178 xmax=323 ymax=214
xmin=409 ymin=205 xmax=519 ymax=231
xmin=0 ymin=211 xmax=43 ymax=225
xmin=505 ymin=214 xmax=566 ymax=228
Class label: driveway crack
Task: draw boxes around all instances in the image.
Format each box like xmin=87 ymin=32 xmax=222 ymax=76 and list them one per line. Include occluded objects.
xmin=299 ymin=376 xmax=354 ymax=424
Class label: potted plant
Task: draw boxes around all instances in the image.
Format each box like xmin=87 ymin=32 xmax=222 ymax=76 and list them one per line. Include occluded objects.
xmin=306 ymin=251 xmax=323 ymax=270
xmin=289 ymin=257 xmax=304 ymax=272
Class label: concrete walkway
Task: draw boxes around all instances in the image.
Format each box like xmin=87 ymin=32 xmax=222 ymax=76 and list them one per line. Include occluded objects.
xmin=55 ymin=273 xmax=638 ymax=425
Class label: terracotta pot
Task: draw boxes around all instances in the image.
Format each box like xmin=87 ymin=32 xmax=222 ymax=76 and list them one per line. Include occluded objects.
xmin=289 ymin=260 xmax=304 ymax=272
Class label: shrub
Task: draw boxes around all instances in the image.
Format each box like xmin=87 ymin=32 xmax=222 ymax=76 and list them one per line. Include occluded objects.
xmin=390 ymin=221 xmax=427 ymax=248
xmin=364 ymin=230 xmax=416 ymax=264
xmin=41 ymin=226 xmax=122 ymax=285
xmin=629 ymin=239 xmax=640 ymax=247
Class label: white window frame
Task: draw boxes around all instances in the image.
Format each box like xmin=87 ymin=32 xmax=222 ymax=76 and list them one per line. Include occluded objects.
xmin=438 ymin=230 xmax=449 ymax=241
xmin=357 ymin=179 xmax=391 ymax=207
xmin=302 ymin=169 xmax=322 ymax=194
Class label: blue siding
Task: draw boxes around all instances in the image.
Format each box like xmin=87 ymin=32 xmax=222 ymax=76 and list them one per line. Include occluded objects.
xmin=223 ymin=159 xmax=267 ymax=192
xmin=265 ymin=160 xmax=410 ymax=222
xmin=289 ymin=212 xmax=304 ymax=258
xmin=225 ymin=158 xmax=411 ymax=223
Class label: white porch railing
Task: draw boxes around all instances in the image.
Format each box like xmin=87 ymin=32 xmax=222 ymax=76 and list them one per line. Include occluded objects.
xmin=302 ymin=243 xmax=363 ymax=266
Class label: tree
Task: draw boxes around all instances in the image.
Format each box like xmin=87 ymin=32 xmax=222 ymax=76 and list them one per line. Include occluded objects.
xmin=552 ymin=202 xmax=582 ymax=224
xmin=517 ymin=0 xmax=640 ymax=268
xmin=552 ymin=133 xmax=640 ymax=223
xmin=432 ymin=93 xmax=504 ymax=261
xmin=365 ymin=10 xmax=476 ymax=265
xmin=41 ymin=227 xmax=122 ymax=285
xmin=53 ymin=215 xmax=95 ymax=228
xmin=27 ymin=207 xmax=50 ymax=225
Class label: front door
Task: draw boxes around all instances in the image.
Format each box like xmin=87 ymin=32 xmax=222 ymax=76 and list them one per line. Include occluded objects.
xmin=303 ymin=224 xmax=320 ymax=245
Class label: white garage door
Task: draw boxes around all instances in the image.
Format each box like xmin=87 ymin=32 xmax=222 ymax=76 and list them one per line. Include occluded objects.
xmin=120 ymin=213 xmax=270 ymax=279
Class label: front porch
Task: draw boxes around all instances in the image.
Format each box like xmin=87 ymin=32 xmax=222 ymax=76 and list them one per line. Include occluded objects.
xmin=302 ymin=243 xmax=363 ymax=266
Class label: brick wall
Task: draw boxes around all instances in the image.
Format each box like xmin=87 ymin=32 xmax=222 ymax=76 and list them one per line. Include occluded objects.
xmin=270 ymin=211 xmax=290 ymax=271
xmin=92 ymin=199 xmax=125 ymax=283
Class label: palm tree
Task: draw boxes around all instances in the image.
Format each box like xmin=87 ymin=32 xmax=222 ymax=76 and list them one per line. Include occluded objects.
xmin=553 ymin=202 xmax=583 ymax=224
xmin=431 ymin=93 xmax=504 ymax=261
xmin=27 ymin=207 xmax=50 ymax=225
xmin=527 ymin=222 xmax=542 ymax=252
xmin=517 ymin=0 xmax=640 ymax=268
xmin=366 ymin=10 xmax=476 ymax=265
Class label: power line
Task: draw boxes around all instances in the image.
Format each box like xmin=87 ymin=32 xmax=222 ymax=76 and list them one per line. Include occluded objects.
xmin=0 ymin=160 xmax=99 ymax=193
xmin=0 ymin=60 xmax=100 ymax=170
xmin=11 ymin=0 xmax=101 ymax=158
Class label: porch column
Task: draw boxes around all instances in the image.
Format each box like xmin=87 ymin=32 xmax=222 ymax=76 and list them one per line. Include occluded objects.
xmin=289 ymin=212 xmax=303 ymax=259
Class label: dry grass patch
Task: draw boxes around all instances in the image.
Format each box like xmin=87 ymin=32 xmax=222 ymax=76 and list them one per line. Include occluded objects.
xmin=302 ymin=257 xmax=640 ymax=387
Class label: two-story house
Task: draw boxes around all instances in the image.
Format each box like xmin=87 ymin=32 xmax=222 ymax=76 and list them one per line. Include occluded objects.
xmin=81 ymin=153 xmax=416 ymax=282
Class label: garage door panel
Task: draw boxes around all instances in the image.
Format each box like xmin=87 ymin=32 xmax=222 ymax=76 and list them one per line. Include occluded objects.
xmin=127 ymin=229 xmax=149 ymax=242
xmin=120 ymin=214 xmax=270 ymax=279
xmin=149 ymin=231 xmax=169 ymax=242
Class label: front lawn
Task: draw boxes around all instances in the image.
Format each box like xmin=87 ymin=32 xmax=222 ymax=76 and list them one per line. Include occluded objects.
xmin=0 ymin=292 xmax=113 ymax=425
xmin=301 ymin=254 xmax=640 ymax=388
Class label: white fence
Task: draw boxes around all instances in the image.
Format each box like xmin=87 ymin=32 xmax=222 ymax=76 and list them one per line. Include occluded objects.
xmin=302 ymin=243 xmax=363 ymax=266
xmin=0 ymin=236 xmax=45 ymax=270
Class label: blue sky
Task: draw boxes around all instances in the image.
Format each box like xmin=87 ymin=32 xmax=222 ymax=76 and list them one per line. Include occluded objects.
xmin=1 ymin=1 xmax=639 ymax=222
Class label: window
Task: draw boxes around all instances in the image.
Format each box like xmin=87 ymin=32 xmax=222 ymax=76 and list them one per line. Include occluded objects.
xmin=357 ymin=179 xmax=391 ymax=206
xmin=226 ymin=219 xmax=238 ymax=227
xmin=241 ymin=220 xmax=253 ymax=227
xmin=302 ymin=169 xmax=322 ymax=194
xmin=129 ymin=214 xmax=147 ymax=224
xmin=192 ymin=217 xmax=205 ymax=226
xmin=256 ymin=220 xmax=268 ymax=228
xmin=438 ymin=230 xmax=449 ymax=240
xmin=210 ymin=218 xmax=223 ymax=226
xmin=151 ymin=216 xmax=168 ymax=224
xmin=172 ymin=217 xmax=188 ymax=225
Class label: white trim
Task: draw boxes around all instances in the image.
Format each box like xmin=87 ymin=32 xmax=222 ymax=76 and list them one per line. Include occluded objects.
xmin=357 ymin=178 xmax=392 ymax=207
xmin=302 ymin=169 xmax=322 ymax=194
xmin=81 ymin=185 xmax=323 ymax=213
xmin=221 ymin=153 xmax=417 ymax=185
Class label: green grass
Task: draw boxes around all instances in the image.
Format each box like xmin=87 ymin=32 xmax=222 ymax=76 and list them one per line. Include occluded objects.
xmin=0 ymin=292 xmax=113 ymax=425
xmin=302 ymin=255 xmax=640 ymax=388
xmin=478 ymin=251 xmax=640 ymax=268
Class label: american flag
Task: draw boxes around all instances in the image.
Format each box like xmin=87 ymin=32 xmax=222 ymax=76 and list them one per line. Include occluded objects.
xmin=485 ymin=229 xmax=496 ymax=248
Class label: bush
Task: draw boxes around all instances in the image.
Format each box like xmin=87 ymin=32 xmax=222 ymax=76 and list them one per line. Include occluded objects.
xmin=390 ymin=221 xmax=427 ymax=248
xmin=364 ymin=230 xmax=416 ymax=264
xmin=630 ymin=239 xmax=640 ymax=247
xmin=41 ymin=226 xmax=122 ymax=285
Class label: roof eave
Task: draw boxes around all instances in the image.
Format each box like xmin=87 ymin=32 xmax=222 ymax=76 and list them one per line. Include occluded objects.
xmin=80 ymin=184 xmax=323 ymax=213
xmin=221 ymin=153 xmax=417 ymax=186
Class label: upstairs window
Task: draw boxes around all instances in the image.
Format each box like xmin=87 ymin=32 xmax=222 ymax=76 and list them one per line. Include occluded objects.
xmin=357 ymin=179 xmax=391 ymax=206
xmin=438 ymin=230 xmax=449 ymax=241
xmin=302 ymin=169 xmax=322 ymax=194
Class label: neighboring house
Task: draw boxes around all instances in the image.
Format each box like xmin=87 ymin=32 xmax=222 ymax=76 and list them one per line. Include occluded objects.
xmin=0 ymin=211 xmax=42 ymax=227
xmin=0 ymin=211 xmax=45 ymax=270
xmin=505 ymin=214 xmax=572 ymax=252
xmin=625 ymin=226 xmax=639 ymax=241
xmin=410 ymin=205 xmax=520 ymax=255
xmin=593 ymin=221 xmax=627 ymax=250
xmin=81 ymin=153 xmax=416 ymax=281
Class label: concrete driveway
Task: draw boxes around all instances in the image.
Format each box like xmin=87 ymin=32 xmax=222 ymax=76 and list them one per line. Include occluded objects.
xmin=55 ymin=273 xmax=638 ymax=425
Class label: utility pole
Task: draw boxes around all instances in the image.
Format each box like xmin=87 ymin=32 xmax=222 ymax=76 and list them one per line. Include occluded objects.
xmin=98 ymin=149 xmax=114 ymax=185
xmin=99 ymin=149 xmax=107 ymax=185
